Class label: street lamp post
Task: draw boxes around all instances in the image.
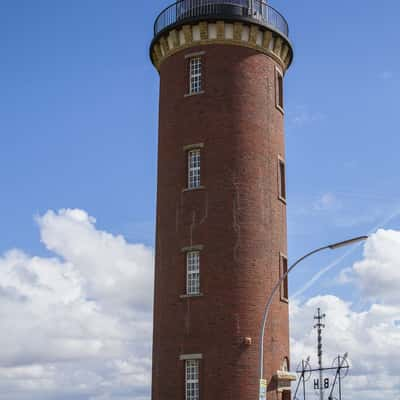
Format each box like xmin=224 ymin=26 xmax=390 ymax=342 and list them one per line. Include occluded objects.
xmin=258 ymin=236 xmax=368 ymax=400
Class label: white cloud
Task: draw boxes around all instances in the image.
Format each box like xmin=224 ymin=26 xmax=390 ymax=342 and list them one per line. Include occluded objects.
xmin=290 ymin=296 xmax=400 ymax=400
xmin=352 ymin=229 xmax=400 ymax=304
xmin=338 ymin=229 xmax=400 ymax=304
xmin=1 ymin=212 xmax=399 ymax=400
xmin=0 ymin=209 xmax=154 ymax=400
xmin=291 ymin=230 xmax=400 ymax=400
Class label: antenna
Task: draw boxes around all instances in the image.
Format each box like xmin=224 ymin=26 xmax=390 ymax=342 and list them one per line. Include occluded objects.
xmin=297 ymin=312 xmax=350 ymax=400
xmin=314 ymin=308 xmax=326 ymax=400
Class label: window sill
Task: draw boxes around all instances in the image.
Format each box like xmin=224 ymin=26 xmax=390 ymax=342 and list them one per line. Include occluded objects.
xmin=180 ymin=293 xmax=204 ymax=299
xmin=278 ymin=195 xmax=287 ymax=205
xmin=183 ymin=143 xmax=205 ymax=152
xmin=181 ymin=244 xmax=204 ymax=253
xmin=183 ymin=186 xmax=206 ymax=193
xmin=184 ymin=91 xmax=205 ymax=98
xmin=280 ymin=297 xmax=289 ymax=304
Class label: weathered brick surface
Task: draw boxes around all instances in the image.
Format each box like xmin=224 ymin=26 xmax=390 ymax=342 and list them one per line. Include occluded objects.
xmin=152 ymin=44 xmax=289 ymax=400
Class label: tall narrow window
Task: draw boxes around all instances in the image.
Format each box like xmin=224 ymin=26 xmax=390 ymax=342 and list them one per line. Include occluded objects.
xmin=189 ymin=57 xmax=202 ymax=94
xmin=276 ymin=68 xmax=284 ymax=111
xmin=188 ymin=149 xmax=201 ymax=189
xmin=278 ymin=157 xmax=286 ymax=201
xmin=280 ymin=254 xmax=289 ymax=302
xmin=186 ymin=251 xmax=200 ymax=295
xmin=185 ymin=359 xmax=200 ymax=400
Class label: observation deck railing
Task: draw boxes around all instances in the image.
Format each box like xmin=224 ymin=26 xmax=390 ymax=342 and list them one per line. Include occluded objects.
xmin=153 ymin=0 xmax=289 ymax=39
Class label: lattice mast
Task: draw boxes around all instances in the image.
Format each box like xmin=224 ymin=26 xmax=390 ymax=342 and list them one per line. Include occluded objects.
xmin=314 ymin=308 xmax=326 ymax=400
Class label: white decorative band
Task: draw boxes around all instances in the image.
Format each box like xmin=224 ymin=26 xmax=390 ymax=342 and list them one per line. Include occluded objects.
xmin=150 ymin=20 xmax=293 ymax=72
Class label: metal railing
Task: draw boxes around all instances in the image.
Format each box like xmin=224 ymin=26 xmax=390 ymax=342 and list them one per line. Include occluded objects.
xmin=154 ymin=0 xmax=289 ymax=39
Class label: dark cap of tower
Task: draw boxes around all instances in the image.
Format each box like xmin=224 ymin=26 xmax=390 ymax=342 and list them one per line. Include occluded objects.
xmin=153 ymin=0 xmax=290 ymax=41
xmin=150 ymin=0 xmax=293 ymax=71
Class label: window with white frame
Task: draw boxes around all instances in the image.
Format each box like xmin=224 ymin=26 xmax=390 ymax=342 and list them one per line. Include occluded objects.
xmin=188 ymin=149 xmax=201 ymax=189
xmin=189 ymin=57 xmax=202 ymax=94
xmin=185 ymin=359 xmax=200 ymax=400
xmin=186 ymin=251 xmax=200 ymax=295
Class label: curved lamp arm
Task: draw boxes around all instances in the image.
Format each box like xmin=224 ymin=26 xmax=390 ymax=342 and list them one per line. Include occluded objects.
xmin=258 ymin=236 xmax=368 ymax=389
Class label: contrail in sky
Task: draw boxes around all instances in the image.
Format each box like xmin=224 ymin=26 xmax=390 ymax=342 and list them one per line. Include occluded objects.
xmin=290 ymin=206 xmax=400 ymax=300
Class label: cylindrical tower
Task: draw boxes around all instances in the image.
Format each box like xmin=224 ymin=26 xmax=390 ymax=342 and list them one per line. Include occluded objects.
xmin=150 ymin=1 xmax=294 ymax=399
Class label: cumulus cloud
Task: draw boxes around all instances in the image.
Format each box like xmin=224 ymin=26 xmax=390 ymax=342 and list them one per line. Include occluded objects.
xmin=352 ymin=229 xmax=400 ymax=304
xmin=290 ymin=297 xmax=400 ymax=400
xmin=0 ymin=209 xmax=154 ymax=400
xmin=291 ymin=230 xmax=400 ymax=400
xmin=338 ymin=229 xmax=400 ymax=305
xmin=1 ymin=212 xmax=399 ymax=400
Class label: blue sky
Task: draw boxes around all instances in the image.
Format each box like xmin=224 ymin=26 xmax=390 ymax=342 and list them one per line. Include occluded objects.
xmin=2 ymin=0 xmax=399 ymax=299
xmin=0 ymin=1 xmax=399 ymax=399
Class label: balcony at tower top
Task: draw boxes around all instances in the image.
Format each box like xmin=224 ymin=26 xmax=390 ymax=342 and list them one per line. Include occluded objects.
xmin=153 ymin=0 xmax=289 ymax=40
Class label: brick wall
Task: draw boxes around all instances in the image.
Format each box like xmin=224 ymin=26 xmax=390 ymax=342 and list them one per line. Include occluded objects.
xmin=152 ymin=43 xmax=289 ymax=400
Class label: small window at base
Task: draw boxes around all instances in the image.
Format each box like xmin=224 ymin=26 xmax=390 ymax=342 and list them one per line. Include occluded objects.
xmin=282 ymin=390 xmax=291 ymax=400
xmin=282 ymin=357 xmax=290 ymax=372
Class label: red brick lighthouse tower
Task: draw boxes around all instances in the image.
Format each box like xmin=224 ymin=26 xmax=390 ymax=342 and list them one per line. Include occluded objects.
xmin=150 ymin=1 xmax=294 ymax=400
